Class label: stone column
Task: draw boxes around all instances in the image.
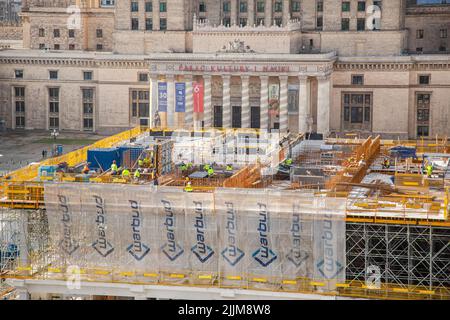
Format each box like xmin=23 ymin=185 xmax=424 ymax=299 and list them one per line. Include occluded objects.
xmin=231 ymin=0 xmax=238 ymax=25
xmin=279 ymin=75 xmax=289 ymax=132
xmin=264 ymin=0 xmax=272 ymax=26
xmin=150 ymin=74 xmax=158 ymax=128
xmin=298 ymin=75 xmax=310 ymax=133
xmin=152 ymin=0 xmax=160 ymax=30
xmin=282 ymin=0 xmax=290 ymax=26
xmin=184 ymin=75 xmax=194 ymax=129
xmin=248 ymin=0 xmax=255 ymax=26
xmin=222 ymin=75 xmax=231 ymax=128
xmin=260 ymin=76 xmax=269 ymax=131
xmin=241 ymin=76 xmax=250 ymax=128
xmin=203 ymin=75 xmax=213 ymax=128
xmin=166 ymin=75 xmax=175 ymax=128
xmin=317 ymin=75 xmax=331 ymax=136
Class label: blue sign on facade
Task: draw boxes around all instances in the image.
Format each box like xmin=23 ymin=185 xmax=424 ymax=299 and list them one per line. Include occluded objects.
xmin=175 ymin=83 xmax=186 ymax=112
xmin=158 ymin=82 xmax=167 ymax=112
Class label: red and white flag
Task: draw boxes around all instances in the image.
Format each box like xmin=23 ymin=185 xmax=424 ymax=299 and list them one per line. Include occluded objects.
xmin=193 ymin=81 xmax=204 ymax=113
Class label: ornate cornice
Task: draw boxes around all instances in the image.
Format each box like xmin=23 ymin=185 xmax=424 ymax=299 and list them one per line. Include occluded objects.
xmin=335 ymin=61 xmax=450 ymax=71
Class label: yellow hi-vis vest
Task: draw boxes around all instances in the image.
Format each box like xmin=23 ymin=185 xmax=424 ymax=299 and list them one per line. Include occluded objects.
xmin=134 ymin=170 xmax=141 ymax=178
xmin=122 ymin=169 xmax=130 ymax=177
xmin=111 ymin=163 xmax=118 ymax=172
xmin=184 ymin=183 xmax=193 ymax=192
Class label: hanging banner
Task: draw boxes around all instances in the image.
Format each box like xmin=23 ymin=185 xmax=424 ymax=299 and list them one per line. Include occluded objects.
xmin=193 ymin=81 xmax=204 ymax=113
xmin=158 ymin=82 xmax=167 ymax=112
xmin=288 ymin=85 xmax=299 ymax=114
xmin=175 ymin=82 xmax=186 ymax=112
xmin=268 ymin=84 xmax=280 ymax=116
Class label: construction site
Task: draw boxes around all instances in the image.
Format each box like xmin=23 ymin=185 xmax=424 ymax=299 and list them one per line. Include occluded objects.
xmin=1 ymin=126 xmax=449 ymax=300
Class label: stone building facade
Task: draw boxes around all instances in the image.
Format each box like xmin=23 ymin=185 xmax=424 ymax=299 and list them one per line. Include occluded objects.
xmin=0 ymin=0 xmax=449 ymax=138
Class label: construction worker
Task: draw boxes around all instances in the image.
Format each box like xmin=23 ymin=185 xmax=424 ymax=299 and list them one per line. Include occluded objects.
xmin=184 ymin=181 xmax=193 ymax=192
xmin=284 ymin=158 xmax=293 ymax=166
xmin=143 ymin=157 xmax=150 ymax=168
xmin=138 ymin=158 xmax=144 ymax=168
xmin=111 ymin=160 xmax=118 ymax=175
xmin=122 ymin=168 xmax=131 ymax=180
xmin=426 ymin=163 xmax=434 ymax=178
xmin=382 ymin=157 xmax=391 ymax=169
xmin=134 ymin=168 xmax=141 ymax=180
xmin=207 ymin=167 xmax=214 ymax=178
xmin=203 ymin=163 xmax=210 ymax=171
xmin=226 ymin=164 xmax=233 ymax=171
xmin=82 ymin=163 xmax=90 ymax=174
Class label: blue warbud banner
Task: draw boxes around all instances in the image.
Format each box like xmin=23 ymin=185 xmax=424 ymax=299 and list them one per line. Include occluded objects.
xmin=158 ymin=82 xmax=167 ymax=112
xmin=175 ymin=82 xmax=186 ymax=112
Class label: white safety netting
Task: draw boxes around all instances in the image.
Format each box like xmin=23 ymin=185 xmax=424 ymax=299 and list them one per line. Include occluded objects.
xmin=44 ymin=183 xmax=346 ymax=291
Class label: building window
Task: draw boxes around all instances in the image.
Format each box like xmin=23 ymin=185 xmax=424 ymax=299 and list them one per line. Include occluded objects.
xmin=145 ymin=1 xmax=152 ymax=12
xmin=342 ymin=1 xmax=350 ymax=12
xmin=440 ymin=29 xmax=448 ymax=39
xmin=223 ymin=17 xmax=231 ymax=26
xmin=83 ymin=71 xmax=93 ymax=81
xmin=416 ymin=47 xmax=423 ymax=53
xmin=131 ymin=18 xmax=139 ymax=30
xmin=97 ymin=44 xmax=103 ymax=51
xmin=223 ymin=1 xmax=230 ymax=12
xmin=68 ymin=29 xmax=75 ymax=38
xmin=130 ymin=90 xmax=150 ymax=118
xmin=317 ymin=1 xmax=323 ymax=12
xmin=416 ymin=29 xmax=424 ymax=39
xmin=274 ymin=1 xmax=283 ymax=12
xmin=49 ymin=70 xmax=58 ymax=80
xmin=342 ymin=93 xmax=372 ymax=130
xmin=146 ymin=18 xmax=153 ymax=30
xmin=131 ymin=1 xmax=139 ymax=12
xmin=341 ymin=18 xmax=350 ymax=31
xmin=160 ymin=18 xmax=167 ymax=30
xmin=275 ymin=18 xmax=282 ymax=27
xmin=96 ymin=29 xmax=103 ymax=38
xmin=139 ymin=73 xmax=149 ymax=82
xmin=14 ymin=87 xmax=25 ymax=128
xmin=69 ymin=44 xmax=75 ymax=50
xmin=160 ymin=1 xmax=167 ymax=12
xmin=239 ymin=18 xmax=247 ymax=27
xmin=357 ymin=1 xmax=366 ymax=12
xmin=15 ymin=69 xmax=23 ymax=79
xmin=416 ymin=93 xmax=430 ymax=137
xmin=352 ymin=75 xmax=364 ymax=85
xmin=49 ymin=87 xmax=60 ymax=129
xmin=439 ymin=46 xmax=446 ymax=52
xmin=292 ymin=1 xmax=301 ymax=12
xmin=257 ymin=1 xmax=264 ymax=12
xmin=240 ymin=0 xmax=248 ymax=12
xmin=199 ymin=1 xmax=206 ymax=12
xmin=357 ymin=18 xmax=365 ymax=31
xmin=54 ymin=44 xmax=60 ymax=50
xmin=53 ymin=29 xmax=60 ymax=38
xmin=256 ymin=17 xmax=265 ymax=26
xmin=317 ymin=16 xmax=323 ymax=29
xmin=419 ymin=75 xmax=430 ymax=85
xmin=39 ymin=28 xmax=45 ymax=37
xmin=82 ymin=88 xmax=94 ymax=131
xmin=373 ymin=0 xmax=382 ymax=10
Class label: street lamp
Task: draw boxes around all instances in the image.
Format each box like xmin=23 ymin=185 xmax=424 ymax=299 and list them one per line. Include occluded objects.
xmin=51 ymin=129 xmax=59 ymax=140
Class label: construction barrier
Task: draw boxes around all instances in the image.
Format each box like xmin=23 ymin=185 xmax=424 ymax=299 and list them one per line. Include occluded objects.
xmin=40 ymin=183 xmax=346 ymax=292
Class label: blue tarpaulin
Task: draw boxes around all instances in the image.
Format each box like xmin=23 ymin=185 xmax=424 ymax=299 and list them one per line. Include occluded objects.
xmin=87 ymin=148 xmax=121 ymax=171
xmin=390 ymin=146 xmax=417 ymax=159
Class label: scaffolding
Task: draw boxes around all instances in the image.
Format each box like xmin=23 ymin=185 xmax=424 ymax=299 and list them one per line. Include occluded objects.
xmin=0 ymin=128 xmax=449 ymax=300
